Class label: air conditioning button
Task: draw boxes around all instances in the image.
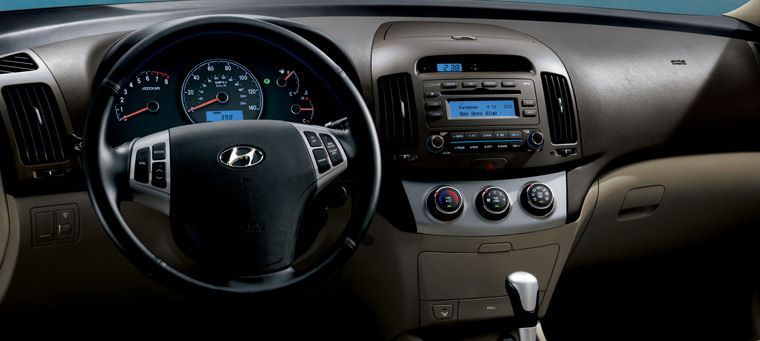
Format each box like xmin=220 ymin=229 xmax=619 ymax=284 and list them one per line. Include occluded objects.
xmin=427 ymin=186 xmax=464 ymax=221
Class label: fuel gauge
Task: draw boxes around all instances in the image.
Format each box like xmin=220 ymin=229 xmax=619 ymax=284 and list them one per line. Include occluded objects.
xmin=275 ymin=68 xmax=300 ymax=96
xmin=290 ymin=90 xmax=315 ymax=124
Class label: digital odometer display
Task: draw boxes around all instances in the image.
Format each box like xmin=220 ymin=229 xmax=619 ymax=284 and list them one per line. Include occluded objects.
xmin=206 ymin=110 xmax=244 ymax=122
xmin=449 ymin=99 xmax=517 ymax=119
xmin=181 ymin=59 xmax=263 ymax=123
xmin=437 ymin=63 xmax=462 ymax=72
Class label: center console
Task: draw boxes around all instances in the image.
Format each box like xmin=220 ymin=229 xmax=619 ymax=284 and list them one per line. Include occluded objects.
xmin=360 ymin=21 xmax=586 ymax=335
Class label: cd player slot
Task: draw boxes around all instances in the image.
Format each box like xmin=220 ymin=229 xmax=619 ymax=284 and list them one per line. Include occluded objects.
xmin=440 ymin=89 xmax=521 ymax=95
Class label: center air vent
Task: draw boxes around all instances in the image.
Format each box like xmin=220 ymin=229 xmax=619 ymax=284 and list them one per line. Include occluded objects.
xmin=541 ymin=72 xmax=578 ymax=144
xmin=377 ymin=73 xmax=417 ymax=149
xmin=0 ymin=53 xmax=38 ymax=74
xmin=2 ymin=83 xmax=68 ymax=165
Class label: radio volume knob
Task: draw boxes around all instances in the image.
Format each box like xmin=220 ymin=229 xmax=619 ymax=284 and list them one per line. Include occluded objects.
xmin=527 ymin=131 xmax=544 ymax=150
xmin=427 ymin=134 xmax=445 ymax=153
xmin=427 ymin=186 xmax=464 ymax=221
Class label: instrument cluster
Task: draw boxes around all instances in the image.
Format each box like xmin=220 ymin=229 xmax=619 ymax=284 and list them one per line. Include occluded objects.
xmin=106 ymin=33 xmax=342 ymax=146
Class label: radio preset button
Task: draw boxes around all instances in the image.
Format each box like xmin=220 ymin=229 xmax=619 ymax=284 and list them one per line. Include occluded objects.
xmin=494 ymin=131 xmax=508 ymax=138
xmin=426 ymin=101 xmax=442 ymax=110
xmin=507 ymin=131 xmax=523 ymax=139
xmin=462 ymin=81 xmax=478 ymax=88
xmin=450 ymin=132 xmax=466 ymax=140
xmin=523 ymin=109 xmax=537 ymax=117
xmin=465 ymin=132 xmax=481 ymax=139
xmin=496 ymin=143 xmax=510 ymax=150
xmin=480 ymin=131 xmax=495 ymax=139
xmin=502 ymin=81 xmax=516 ymax=87
xmin=442 ymin=81 xmax=458 ymax=88
xmin=482 ymin=81 xmax=497 ymax=88
xmin=522 ymin=99 xmax=536 ymax=107
xmin=467 ymin=144 xmax=481 ymax=152
xmin=482 ymin=144 xmax=495 ymax=151
xmin=427 ymin=112 xmax=443 ymax=120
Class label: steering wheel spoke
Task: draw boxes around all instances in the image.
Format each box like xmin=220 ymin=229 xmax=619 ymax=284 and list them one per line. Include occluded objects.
xmin=290 ymin=123 xmax=349 ymax=194
xmin=127 ymin=130 xmax=171 ymax=215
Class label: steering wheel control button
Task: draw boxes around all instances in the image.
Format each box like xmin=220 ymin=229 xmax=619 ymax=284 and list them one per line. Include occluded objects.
xmin=312 ymin=148 xmax=331 ymax=173
xmin=319 ymin=133 xmax=343 ymax=165
xmin=521 ymin=182 xmax=555 ymax=217
xmin=135 ymin=147 xmax=150 ymax=183
xmin=151 ymin=162 xmax=166 ymax=188
xmin=152 ymin=142 xmax=166 ymax=160
xmin=304 ymin=131 xmax=322 ymax=147
xmin=427 ymin=186 xmax=464 ymax=221
xmin=476 ymin=187 xmax=510 ymax=220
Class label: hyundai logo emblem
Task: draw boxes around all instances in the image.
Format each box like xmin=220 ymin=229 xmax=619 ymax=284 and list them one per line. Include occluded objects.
xmin=218 ymin=146 xmax=264 ymax=168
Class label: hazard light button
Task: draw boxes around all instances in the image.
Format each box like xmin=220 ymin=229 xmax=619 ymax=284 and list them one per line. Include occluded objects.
xmin=471 ymin=158 xmax=508 ymax=170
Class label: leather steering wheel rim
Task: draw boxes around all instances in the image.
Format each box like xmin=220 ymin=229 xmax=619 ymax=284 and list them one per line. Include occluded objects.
xmin=82 ymin=15 xmax=381 ymax=295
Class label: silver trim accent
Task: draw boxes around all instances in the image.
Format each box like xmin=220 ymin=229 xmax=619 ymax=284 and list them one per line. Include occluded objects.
xmin=289 ymin=123 xmax=348 ymax=192
xmin=217 ymin=145 xmax=264 ymax=168
xmin=33 ymin=107 xmax=43 ymax=125
xmin=518 ymin=326 xmax=537 ymax=341
xmin=431 ymin=186 xmax=464 ymax=215
xmin=128 ymin=131 xmax=171 ymax=215
xmin=402 ymin=172 xmax=566 ymax=236
xmin=522 ymin=182 xmax=555 ymax=213
xmin=508 ymin=271 xmax=539 ymax=312
xmin=479 ymin=186 xmax=509 ymax=215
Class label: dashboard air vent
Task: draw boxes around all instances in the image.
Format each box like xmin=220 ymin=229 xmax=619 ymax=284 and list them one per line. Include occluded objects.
xmin=541 ymin=72 xmax=578 ymax=144
xmin=2 ymin=83 xmax=68 ymax=165
xmin=0 ymin=53 xmax=38 ymax=74
xmin=377 ymin=73 xmax=417 ymax=149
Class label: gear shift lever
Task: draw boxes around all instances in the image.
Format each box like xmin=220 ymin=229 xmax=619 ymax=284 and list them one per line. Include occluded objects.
xmin=505 ymin=271 xmax=539 ymax=341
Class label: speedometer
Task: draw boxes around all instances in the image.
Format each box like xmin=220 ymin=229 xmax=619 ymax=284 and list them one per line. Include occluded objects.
xmin=181 ymin=59 xmax=263 ymax=123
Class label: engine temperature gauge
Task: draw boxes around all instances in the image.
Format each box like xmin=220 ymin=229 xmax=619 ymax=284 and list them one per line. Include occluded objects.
xmin=290 ymin=90 xmax=315 ymax=124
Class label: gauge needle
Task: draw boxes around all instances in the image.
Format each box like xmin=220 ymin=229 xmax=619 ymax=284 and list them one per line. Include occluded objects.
xmin=120 ymin=107 xmax=149 ymax=121
xmin=284 ymin=71 xmax=295 ymax=80
xmin=188 ymin=97 xmax=219 ymax=112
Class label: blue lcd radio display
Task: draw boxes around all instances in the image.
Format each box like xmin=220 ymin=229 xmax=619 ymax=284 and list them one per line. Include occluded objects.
xmin=437 ymin=63 xmax=462 ymax=72
xmin=206 ymin=110 xmax=244 ymax=122
xmin=448 ymin=99 xmax=517 ymax=119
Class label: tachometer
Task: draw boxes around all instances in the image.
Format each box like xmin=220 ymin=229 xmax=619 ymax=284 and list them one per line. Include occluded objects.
xmin=114 ymin=71 xmax=170 ymax=122
xmin=181 ymin=59 xmax=263 ymax=123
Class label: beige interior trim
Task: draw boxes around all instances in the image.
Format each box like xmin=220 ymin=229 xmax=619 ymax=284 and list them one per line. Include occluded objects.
xmin=725 ymin=0 xmax=760 ymax=27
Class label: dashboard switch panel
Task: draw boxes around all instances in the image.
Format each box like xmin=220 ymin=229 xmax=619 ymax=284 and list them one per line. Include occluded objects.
xmin=403 ymin=172 xmax=566 ymax=236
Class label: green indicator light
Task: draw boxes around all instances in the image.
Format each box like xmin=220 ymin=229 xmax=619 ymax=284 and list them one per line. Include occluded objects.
xmin=494 ymin=205 xmax=500 ymax=208
xmin=263 ymin=78 xmax=271 ymax=85
xmin=447 ymin=204 xmax=452 ymax=208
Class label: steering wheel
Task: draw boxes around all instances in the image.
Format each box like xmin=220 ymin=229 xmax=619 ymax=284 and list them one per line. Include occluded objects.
xmin=82 ymin=16 xmax=381 ymax=295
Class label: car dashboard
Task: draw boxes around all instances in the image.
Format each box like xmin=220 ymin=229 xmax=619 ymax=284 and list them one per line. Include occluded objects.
xmin=0 ymin=1 xmax=759 ymax=339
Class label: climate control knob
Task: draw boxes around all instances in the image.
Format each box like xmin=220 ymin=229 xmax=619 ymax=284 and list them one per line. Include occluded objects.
xmin=426 ymin=134 xmax=445 ymax=153
xmin=527 ymin=131 xmax=544 ymax=150
xmin=520 ymin=182 xmax=554 ymax=217
xmin=476 ymin=187 xmax=510 ymax=220
xmin=427 ymin=186 xmax=464 ymax=221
